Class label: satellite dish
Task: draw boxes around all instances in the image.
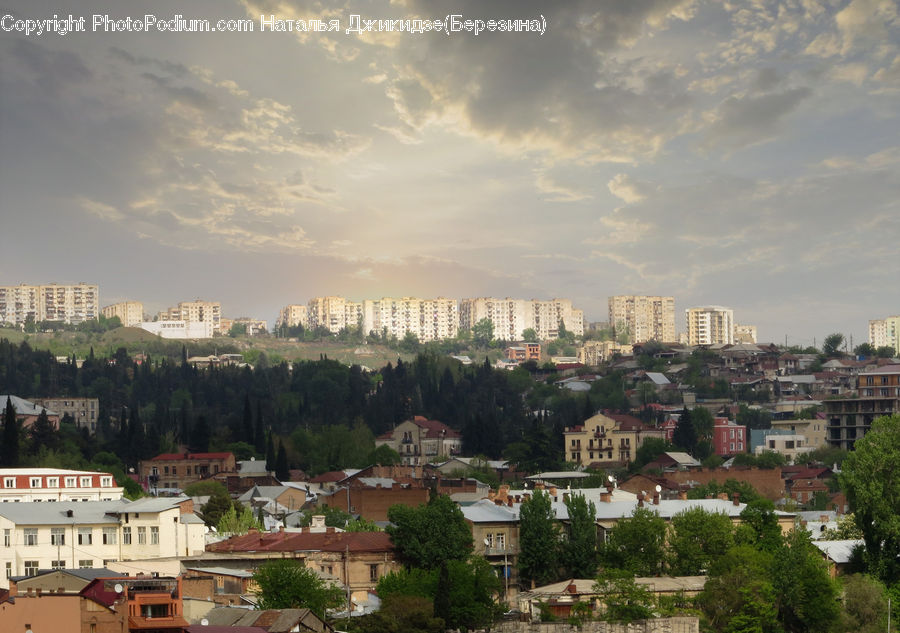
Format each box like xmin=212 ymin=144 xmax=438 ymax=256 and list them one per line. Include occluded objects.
xmin=114 ymin=583 xmax=123 ymax=594
xmin=201 ymin=618 xmax=210 ymax=626
xmin=607 ymin=475 xmax=614 ymax=482
xmin=655 ymin=485 xmax=662 ymax=493
xmin=483 ymin=538 xmax=490 ymax=546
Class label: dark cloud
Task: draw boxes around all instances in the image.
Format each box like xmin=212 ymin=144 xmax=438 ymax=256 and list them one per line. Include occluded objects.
xmin=702 ymin=86 xmax=813 ymax=150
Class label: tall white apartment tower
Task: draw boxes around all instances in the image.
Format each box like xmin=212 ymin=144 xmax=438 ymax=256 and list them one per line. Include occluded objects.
xmin=686 ymin=306 xmax=734 ymax=346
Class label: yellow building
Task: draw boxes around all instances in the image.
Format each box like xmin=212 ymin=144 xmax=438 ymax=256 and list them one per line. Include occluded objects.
xmin=101 ymin=301 xmax=144 ymax=327
xmin=564 ymin=413 xmax=665 ymax=467
xmin=608 ymin=295 xmax=675 ymax=344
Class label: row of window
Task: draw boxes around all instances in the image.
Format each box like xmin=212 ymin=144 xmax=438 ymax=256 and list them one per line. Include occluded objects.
xmin=5 ymin=526 xmax=159 ymax=547
xmin=7 ymin=559 xmax=112 ymax=578
xmin=3 ymin=476 xmax=113 ymax=489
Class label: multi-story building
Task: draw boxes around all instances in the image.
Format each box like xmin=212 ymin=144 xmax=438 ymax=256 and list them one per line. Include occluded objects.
xmin=712 ymin=418 xmax=747 ymax=456
xmin=306 ymin=296 xmax=363 ymax=334
xmin=30 ymin=397 xmax=99 ymax=432
xmin=100 ymin=301 xmax=144 ymax=327
xmin=140 ymin=320 xmax=213 ymax=339
xmin=276 ymin=304 xmax=308 ymax=329
xmin=157 ymin=299 xmax=221 ymax=333
xmin=577 ymin=340 xmax=633 ymax=366
xmin=362 ymin=297 xmax=459 ymax=342
xmin=564 ymin=413 xmax=664 ymax=467
xmin=685 ymin=306 xmax=734 ymax=346
xmin=826 ymin=365 xmax=900 ymax=450
xmin=0 ymin=497 xmax=205 ymax=587
xmin=608 ymin=296 xmax=676 ymax=343
xmin=505 ymin=343 xmax=541 ymax=362
xmin=219 ymin=317 xmax=268 ymax=336
xmin=374 ymin=416 xmax=462 ymax=466
xmin=459 ymin=298 xmax=584 ymax=341
xmin=0 ymin=395 xmax=59 ymax=430
xmin=0 ymin=468 xmax=123 ymax=502
xmin=0 ymin=283 xmax=99 ymax=326
xmin=869 ymin=316 xmax=900 ymax=354
xmin=138 ymin=452 xmax=236 ymax=491
xmin=734 ymin=324 xmax=758 ymax=344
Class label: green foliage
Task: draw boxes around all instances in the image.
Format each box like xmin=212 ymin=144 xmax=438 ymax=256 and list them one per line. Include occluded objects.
xmin=252 ymin=559 xmax=344 ymax=617
xmin=184 ymin=480 xmax=229 ymax=498
xmin=633 ymin=437 xmax=673 ymax=470
xmin=771 ymin=530 xmax=841 ymax=632
xmin=672 ymin=408 xmax=697 ymax=454
xmin=738 ymin=499 xmax=783 ymax=552
xmin=386 ymin=494 xmax=473 ymax=569
xmin=217 ymin=504 xmax=263 ymax=535
xmin=839 ymin=574 xmax=888 ymax=633
xmin=699 ymin=545 xmax=778 ymax=633
xmin=367 ymin=443 xmax=402 ymax=466
xmin=593 ymin=569 xmax=655 ymax=623
xmin=602 ymin=507 xmax=667 ymax=576
xmin=668 ymin=507 xmax=735 ymax=575
xmin=522 ymin=328 xmax=538 ymax=343
xmin=297 ymin=506 xmax=352 ymax=528
xmin=228 ymin=322 xmax=247 ymax=337
xmin=840 ymin=414 xmax=900 ymax=583
xmin=822 ymin=333 xmax=845 ymax=357
xmin=472 ymin=318 xmax=494 ymax=348
xmin=820 ymin=513 xmax=863 ymax=540
xmin=376 ymin=567 xmax=435 ymax=599
xmin=804 ymin=444 xmax=848 ymax=467
xmin=560 ymin=493 xmax=598 ymax=578
xmin=1 ymin=397 xmax=20 ymax=467
xmin=351 ymin=594 xmax=445 ymax=633
xmin=518 ymin=489 xmax=560 ymax=587
xmin=345 ymin=517 xmax=381 ymax=532
xmin=736 ymin=404 xmax=772 ymax=430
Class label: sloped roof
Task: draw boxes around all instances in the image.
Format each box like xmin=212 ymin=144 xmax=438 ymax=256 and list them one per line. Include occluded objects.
xmin=813 ymin=539 xmax=863 ymax=564
xmin=207 ymin=529 xmax=394 ymax=554
xmin=150 ymin=452 xmax=233 ymax=461
xmin=0 ymin=395 xmax=57 ymax=416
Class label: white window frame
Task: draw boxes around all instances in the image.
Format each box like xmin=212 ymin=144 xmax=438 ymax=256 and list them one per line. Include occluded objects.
xmin=24 ymin=528 xmax=38 ymax=546
xmin=4 ymin=477 xmax=15 ymax=489
xmin=51 ymin=527 xmax=66 ymax=546
xmin=102 ymin=527 xmax=117 ymax=545
xmin=30 ymin=477 xmax=42 ymax=489
xmin=150 ymin=526 xmax=159 ymax=545
xmin=80 ymin=476 xmax=92 ymax=488
xmin=47 ymin=477 xmax=58 ymax=488
xmin=78 ymin=528 xmax=92 ymax=545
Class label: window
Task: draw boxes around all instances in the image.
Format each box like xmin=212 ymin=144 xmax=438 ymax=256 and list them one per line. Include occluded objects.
xmin=138 ymin=526 xmax=146 ymax=545
xmin=369 ymin=564 xmax=379 ymax=582
xmin=172 ymin=466 xmax=178 ymax=475
xmin=150 ymin=526 xmax=159 ymax=545
xmin=123 ymin=526 xmax=132 ymax=545
xmin=47 ymin=477 xmax=58 ymax=488
xmin=102 ymin=527 xmax=117 ymax=545
xmin=51 ymin=527 xmax=66 ymax=546
xmin=100 ymin=477 xmax=112 ymax=488
xmin=496 ymin=533 xmax=506 ymax=550
xmin=3 ymin=529 xmax=9 ymax=547
xmin=79 ymin=559 xmax=93 ymax=569
xmin=3 ymin=477 xmax=14 ymax=488
xmin=52 ymin=560 xmax=66 ymax=570
xmin=5 ymin=562 xmax=10 ymax=578
xmin=164 ymin=466 xmax=169 ymax=475
xmin=80 ymin=477 xmax=92 ymax=488
xmin=484 ymin=533 xmax=493 ymax=548
xmin=78 ymin=528 xmax=92 ymax=545
xmin=30 ymin=477 xmax=42 ymax=488
xmin=65 ymin=477 xmax=76 ymax=488
xmin=24 ymin=561 xmax=39 ymax=576
xmin=24 ymin=528 xmax=38 ymax=546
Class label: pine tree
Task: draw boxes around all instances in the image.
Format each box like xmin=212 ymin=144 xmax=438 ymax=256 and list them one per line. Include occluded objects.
xmin=1 ymin=397 xmax=19 ymax=467
xmin=275 ymin=441 xmax=290 ymax=481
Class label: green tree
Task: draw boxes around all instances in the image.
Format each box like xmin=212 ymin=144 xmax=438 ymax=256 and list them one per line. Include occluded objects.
xmin=593 ymin=569 xmax=655 ymax=623
xmin=275 ymin=441 xmax=290 ymax=481
xmin=217 ymin=504 xmax=262 ymax=535
xmin=355 ymin=594 xmax=445 ymax=633
xmin=771 ymin=529 xmax=840 ymax=632
xmin=522 ymin=328 xmax=538 ymax=343
xmin=738 ymin=499 xmax=783 ymax=552
xmin=253 ymin=559 xmax=344 ymax=617
xmin=699 ymin=545 xmax=778 ymax=633
xmin=518 ymin=489 xmax=559 ymax=587
xmin=201 ymin=493 xmax=235 ymax=528
xmin=633 ymin=437 xmax=672 ymax=469
xmin=839 ymin=574 xmax=888 ymax=633
xmin=2 ymin=397 xmax=20 ymax=467
xmin=602 ymin=507 xmax=667 ymax=576
xmin=672 ymin=408 xmax=697 ymax=454
xmin=228 ymin=322 xmax=247 ymax=337
xmin=386 ymin=494 xmax=473 ymax=569
xmin=367 ymin=443 xmax=402 ymax=466
xmin=472 ymin=318 xmax=494 ymax=348
xmin=822 ymin=333 xmax=845 ymax=357
xmin=840 ymin=414 xmax=900 ymax=582
xmin=667 ymin=507 xmax=735 ymax=575
xmin=560 ymin=493 xmax=598 ymax=578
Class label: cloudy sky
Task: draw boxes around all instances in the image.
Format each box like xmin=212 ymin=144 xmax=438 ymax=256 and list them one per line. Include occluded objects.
xmin=1 ymin=0 xmax=898 ymax=345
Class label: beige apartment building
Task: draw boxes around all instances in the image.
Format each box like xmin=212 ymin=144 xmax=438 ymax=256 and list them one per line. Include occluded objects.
xmin=608 ymin=295 xmax=675 ymax=343
xmin=734 ymin=324 xmax=758 ymax=344
xmin=564 ymin=413 xmax=664 ymax=467
xmin=459 ymin=297 xmax=584 ymax=341
xmin=577 ymin=340 xmax=633 ymax=366
xmin=307 ymin=296 xmax=363 ymax=333
xmin=158 ymin=300 xmax=221 ymax=333
xmin=869 ymin=316 xmax=900 ymax=354
xmin=0 ymin=283 xmax=99 ymax=326
xmin=101 ymin=301 xmax=144 ymax=327
xmin=276 ymin=304 xmax=308 ymax=329
xmin=686 ymin=305 xmax=734 ymax=346
xmin=362 ymin=297 xmax=459 ymax=342
xmin=30 ymin=397 xmax=99 ymax=432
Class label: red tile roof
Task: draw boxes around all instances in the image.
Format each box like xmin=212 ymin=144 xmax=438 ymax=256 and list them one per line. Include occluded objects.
xmin=309 ymin=470 xmax=349 ymax=484
xmin=606 ymin=414 xmax=652 ymax=431
xmin=207 ymin=530 xmax=394 ymax=554
xmin=411 ymin=417 xmax=461 ymax=439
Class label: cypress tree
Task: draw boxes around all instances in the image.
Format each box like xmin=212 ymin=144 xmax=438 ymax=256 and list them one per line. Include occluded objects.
xmin=242 ymin=395 xmax=254 ymax=444
xmin=275 ymin=441 xmax=289 ymax=481
xmin=1 ymin=397 xmax=19 ymax=467
xmin=265 ymin=432 xmax=276 ymax=472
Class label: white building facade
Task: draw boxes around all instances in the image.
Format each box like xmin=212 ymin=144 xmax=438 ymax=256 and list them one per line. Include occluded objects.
xmin=362 ymin=297 xmax=459 ymax=342
xmin=140 ymin=321 xmax=213 ymax=339
xmin=686 ymin=306 xmax=735 ymax=346
xmin=0 ymin=283 xmax=99 ymax=326
xmin=459 ymin=298 xmax=584 ymax=341
xmin=608 ymin=295 xmax=676 ymax=343
xmin=0 ymin=469 xmax=122 ymax=503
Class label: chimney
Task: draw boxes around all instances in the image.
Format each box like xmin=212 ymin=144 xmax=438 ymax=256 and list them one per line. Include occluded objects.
xmin=326 ymin=526 xmax=335 ymax=533
xmin=605 ymin=483 xmax=614 ymax=494
xmin=515 ymin=495 xmax=521 ymax=503
xmin=279 ymin=525 xmax=285 ymax=533
xmin=653 ymin=492 xmax=660 ymax=505
xmin=732 ymin=493 xmax=740 ymax=506
xmin=311 ymin=514 xmax=326 ymax=529
xmin=717 ymin=492 xmax=729 ymax=501
xmin=566 ymin=582 xmax=577 ymax=594
xmin=507 ymin=498 xmax=513 ymax=507
xmin=637 ymin=492 xmax=644 ymax=507
xmin=549 ymin=486 xmax=558 ymax=497
xmin=600 ymin=491 xmax=611 ymax=503
xmin=677 ymin=490 xmax=687 ymax=501
xmin=494 ymin=498 xmax=503 ymax=505
xmin=534 ymin=482 xmax=545 ymax=491
xmin=820 ymin=515 xmax=829 ymax=522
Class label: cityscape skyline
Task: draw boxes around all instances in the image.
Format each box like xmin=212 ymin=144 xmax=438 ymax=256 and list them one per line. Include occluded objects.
xmin=1 ymin=0 xmax=898 ymax=349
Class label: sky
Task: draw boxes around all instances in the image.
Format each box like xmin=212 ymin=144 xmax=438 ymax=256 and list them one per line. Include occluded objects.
xmin=0 ymin=0 xmax=898 ymax=347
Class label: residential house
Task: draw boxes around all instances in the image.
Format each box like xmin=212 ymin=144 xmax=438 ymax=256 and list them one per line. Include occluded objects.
xmin=770 ymin=418 xmax=827 ymax=451
xmin=195 ymin=606 xmax=333 ymax=633
xmin=712 ymin=418 xmax=747 ymax=456
xmin=564 ymin=413 xmax=665 ymax=468
xmin=505 ymin=343 xmax=541 ymax=362
xmin=0 ymin=395 xmax=59 ymax=430
xmin=0 ymin=468 xmax=123 ymax=502
xmin=374 ymin=416 xmax=461 ymax=466
xmin=138 ymin=452 xmax=236 ymax=492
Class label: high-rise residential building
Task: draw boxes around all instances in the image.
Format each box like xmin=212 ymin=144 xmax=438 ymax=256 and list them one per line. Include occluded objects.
xmin=459 ymin=298 xmax=584 ymax=341
xmin=734 ymin=324 xmax=758 ymax=344
xmin=0 ymin=283 xmax=98 ymax=326
xmin=307 ymin=296 xmax=363 ymax=334
xmin=101 ymin=301 xmax=144 ymax=327
xmin=869 ymin=316 xmax=900 ymax=354
xmin=685 ymin=306 xmax=734 ymax=345
xmin=277 ymin=304 xmax=308 ymax=329
xmin=362 ymin=297 xmax=459 ymax=342
xmin=158 ymin=300 xmax=221 ymax=333
xmin=607 ymin=295 xmax=675 ymax=343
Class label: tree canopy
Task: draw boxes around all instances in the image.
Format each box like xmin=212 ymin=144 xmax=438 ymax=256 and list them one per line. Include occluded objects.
xmin=252 ymin=559 xmax=344 ymax=617
xmin=386 ymin=494 xmax=473 ymax=569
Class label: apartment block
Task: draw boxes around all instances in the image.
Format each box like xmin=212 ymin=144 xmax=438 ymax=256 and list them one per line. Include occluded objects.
xmin=0 ymin=283 xmax=99 ymax=326
xmin=100 ymin=301 xmax=144 ymax=327
xmin=138 ymin=452 xmax=236 ymax=491
xmin=276 ymin=304 xmax=308 ymax=329
xmin=30 ymin=397 xmax=99 ymax=431
xmin=362 ymin=297 xmax=459 ymax=342
xmin=219 ymin=317 xmax=268 ymax=336
xmin=374 ymin=416 xmax=462 ymax=466
xmin=607 ymin=296 xmax=675 ymax=343
xmin=0 ymin=468 xmax=123 ymax=503
xmin=734 ymin=324 xmax=758 ymax=344
xmin=459 ymin=297 xmax=583 ymax=341
xmin=307 ymin=296 xmax=363 ymax=334
xmin=686 ymin=306 xmax=734 ymax=346
xmin=577 ymin=340 xmax=633 ymax=366
xmin=869 ymin=316 xmax=900 ymax=354
xmin=158 ymin=299 xmax=221 ymax=333
xmin=826 ymin=365 xmax=900 ymax=450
